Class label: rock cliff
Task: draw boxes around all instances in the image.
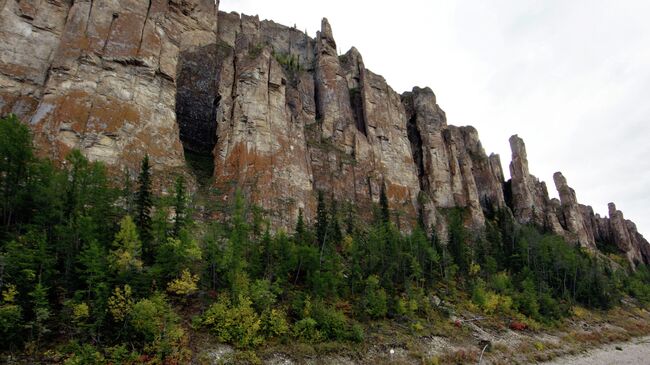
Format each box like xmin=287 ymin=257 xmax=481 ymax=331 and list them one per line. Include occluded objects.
xmin=1 ymin=0 xmax=648 ymax=266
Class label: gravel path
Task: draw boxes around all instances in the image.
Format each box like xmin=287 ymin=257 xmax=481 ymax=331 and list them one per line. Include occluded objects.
xmin=542 ymin=336 xmax=650 ymax=365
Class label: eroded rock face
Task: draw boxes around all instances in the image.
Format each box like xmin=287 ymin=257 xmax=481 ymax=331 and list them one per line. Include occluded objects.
xmin=209 ymin=14 xmax=421 ymax=229
xmin=505 ymin=134 xmax=650 ymax=267
xmin=553 ymin=172 xmax=595 ymax=249
xmin=2 ymin=1 xmax=648 ymax=265
xmin=507 ymin=135 xmax=564 ymax=234
xmin=609 ymin=203 xmax=645 ymax=266
xmin=0 ymin=0 xmax=219 ymax=185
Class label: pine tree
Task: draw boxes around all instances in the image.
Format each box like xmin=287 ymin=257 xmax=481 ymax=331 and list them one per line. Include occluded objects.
xmin=379 ymin=182 xmax=390 ymax=224
xmin=28 ymin=282 xmax=50 ymax=351
xmin=109 ymin=215 xmax=143 ymax=275
xmin=172 ymin=176 xmax=186 ymax=237
xmin=328 ymin=198 xmax=342 ymax=245
xmin=448 ymin=209 xmax=470 ymax=274
xmin=122 ymin=168 xmax=134 ymax=216
xmin=0 ymin=114 xmax=33 ymax=230
xmin=135 ymin=155 xmax=153 ymax=265
xmin=296 ymin=209 xmax=305 ymax=236
xmin=315 ymin=191 xmax=328 ymax=246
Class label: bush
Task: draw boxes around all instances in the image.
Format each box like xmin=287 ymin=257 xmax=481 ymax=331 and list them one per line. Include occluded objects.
xmin=249 ymin=279 xmax=278 ymax=312
xmin=538 ymin=292 xmax=563 ymax=320
xmin=129 ymin=294 xmax=187 ymax=360
xmin=201 ymin=295 xmax=263 ymax=348
xmin=166 ymin=269 xmax=199 ymax=297
xmin=311 ymin=302 xmax=349 ymax=341
xmin=260 ymin=308 xmax=289 ymax=339
xmin=362 ymin=275 xmax=387 ymax=319
xmin=471 ymin=280 xmax=487 ymax=308
xmin=108 ymin=285 xmax=134 ymax=322
xmin=104 ymin=345 xmax=140 ymax=364
xmin=292 ymin=317 xmax=322 ymax=342
xmin=395 ymin=294 xmax=420 ymax=317
xmin=64 ymin=343 xmax=105 ymax=365
xmin=0 ymin=304 xmax=22 ymax=347
xmin=490 ymin=272 xmax=513 ymax=294
xmin=515 ymin=278 xmax=540 ymax=319
xmin=349 ymin=322 xmax=365 ymax=342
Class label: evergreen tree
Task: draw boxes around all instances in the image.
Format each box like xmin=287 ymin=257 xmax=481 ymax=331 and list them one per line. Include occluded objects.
xmin=172 ymin=176 xmax=187 ymax=237
xmin=448 ymin=209 xmax=470 ymax=274
xmin=0 ymin=114 xmax=33 ymax=231
xmin=295 ymin=209 xmax=306 ymax=238
xmin=135 ymin=155 xmax=153 ymax=265
xmin=315 ymin=191 xmax=328 ymax=246
xmin=294 ymin=208 xmax=308 ymax=247
xmin=122 ymin=168 xmax=134 ymax=216
xmin=27 ymin=282 xmax=51 ymax=351
xmin=328 ymin=198 xmax=342 ymax=245
xmin=78 ymin=240 xmax=109 ymax=301
xmin=379 ymin=182 xmax=390 ymax=224
xmin=109 ymin=216 xmax=143 ymax=275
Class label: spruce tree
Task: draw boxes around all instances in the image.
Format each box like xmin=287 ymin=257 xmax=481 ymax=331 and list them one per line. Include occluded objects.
xmin=135 ymin=154 xmax=153 ymax=265
xmin=328 ymin=197 xmax=342 ymax=245
xmin=109 ymin=215 xmax=143 ymax=274
xmin=122 ymin=168 xmax=134 ymax=216
xmin=315 ymin=191 xmax=328 ymax=246
xmin=172 ymin=176 xmax=186 ymax=237
xmin=448 ymin=209 xmax=470 ymax=274
xmin=379 ymin=182 xmax=390 ymax=224
xmin=295 ymin=208 xmax=306 ymax=243
xmin=0 ymin=114 xmax=33 ymax=230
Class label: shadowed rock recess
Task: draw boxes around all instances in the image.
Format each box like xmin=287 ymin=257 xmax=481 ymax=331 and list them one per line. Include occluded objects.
xmin=1 ymin=0 xmax=648 ymax=266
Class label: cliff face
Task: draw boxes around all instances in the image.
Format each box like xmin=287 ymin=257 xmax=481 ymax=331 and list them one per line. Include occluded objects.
xmin=0 ymin=0 xmax=218 ymax=186
xmin=1 ymin=0 xmax=648 ymax=266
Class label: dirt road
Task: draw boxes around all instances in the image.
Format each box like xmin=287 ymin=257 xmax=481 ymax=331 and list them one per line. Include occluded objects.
xmin=542 ymin=336 xmax=650 ymax=365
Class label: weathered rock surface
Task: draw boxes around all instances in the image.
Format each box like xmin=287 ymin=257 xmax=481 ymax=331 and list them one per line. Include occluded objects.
xmin=0 ymin=0 xmax=219 ymax=186
xmin=553 ymin=172 xmax=595 ymax=249
xmin=1 ymin=0 xmax=648 ymax=265
xmin=508 ymin=135 xmax=564 ymax=234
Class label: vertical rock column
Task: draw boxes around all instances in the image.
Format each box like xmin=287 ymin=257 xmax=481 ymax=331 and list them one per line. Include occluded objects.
xmin=609 ymin=203 xmax=644 ymax=266
xmin=212 ymin=12 xmax=316 ymax=228
xmin=402 ymin=87 xmax=458 ymax=208
xmin=508 ymin=135 xmax=564 ymax=233
xmin=314 ymin=18 xmax=353 ymax=140
xmin=553 ymin=172 xmax=595 ymax=248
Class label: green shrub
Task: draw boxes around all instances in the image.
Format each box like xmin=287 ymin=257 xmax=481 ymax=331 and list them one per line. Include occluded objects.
xmin=538 ymin=292 xmax=563 ymax=320
xmin=515 ymin=278 xmax=540 ymax=319
xmin=249 ymin=279 xmax=278 ymax=312
xmin=292 ymin=317 xmax=322 ymax=342
xmin=490 ymin=272 xmax=513 ymax=293
xmin=362 ymin=275 xmax=387 ymax=319
xmin=0 ymin=304 xmax=23 ymax=347
xmin=129 ymin=294 xmax=186 ymax=359
xmin=471 ymin=279 xmax=487 ymax=308
xmin=64 ymin=343 xmax=105 ymax=365
xmin=348 ymin=322 xmax=365 ymax=342
xmin=260 ymin=308 xmax=289 ymax=339
xmin=104 ymin=345 xmax=140 ymax=364
xmin=201 ymin=295 xmax=263 ymax=348
xmin=311 ymin=302 xmax=348 ymax=341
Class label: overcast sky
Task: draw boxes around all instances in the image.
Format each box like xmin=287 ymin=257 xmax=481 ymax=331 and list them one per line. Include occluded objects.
xmin=221 ymin=0 xmax=650 ymax=236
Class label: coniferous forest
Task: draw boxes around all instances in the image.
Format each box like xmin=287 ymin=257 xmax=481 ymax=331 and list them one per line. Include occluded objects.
xmin=2 ymin=113 xmax=650 ymax=363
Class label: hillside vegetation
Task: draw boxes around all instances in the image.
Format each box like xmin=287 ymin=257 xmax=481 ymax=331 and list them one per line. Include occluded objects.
xmin=2 ymin=114 xmax=650 ymax=364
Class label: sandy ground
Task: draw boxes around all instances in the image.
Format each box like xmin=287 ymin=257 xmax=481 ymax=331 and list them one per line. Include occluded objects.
xmin=543 ymin=335 xmax=650 ymax=365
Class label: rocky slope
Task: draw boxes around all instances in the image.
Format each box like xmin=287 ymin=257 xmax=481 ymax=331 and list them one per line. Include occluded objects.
xmin=1 ymin=0 xmax=648 ymax=266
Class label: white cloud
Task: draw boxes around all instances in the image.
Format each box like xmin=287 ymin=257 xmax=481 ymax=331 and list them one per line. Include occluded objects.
xmin=220 ymin=0 xmax=650 ymax=235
